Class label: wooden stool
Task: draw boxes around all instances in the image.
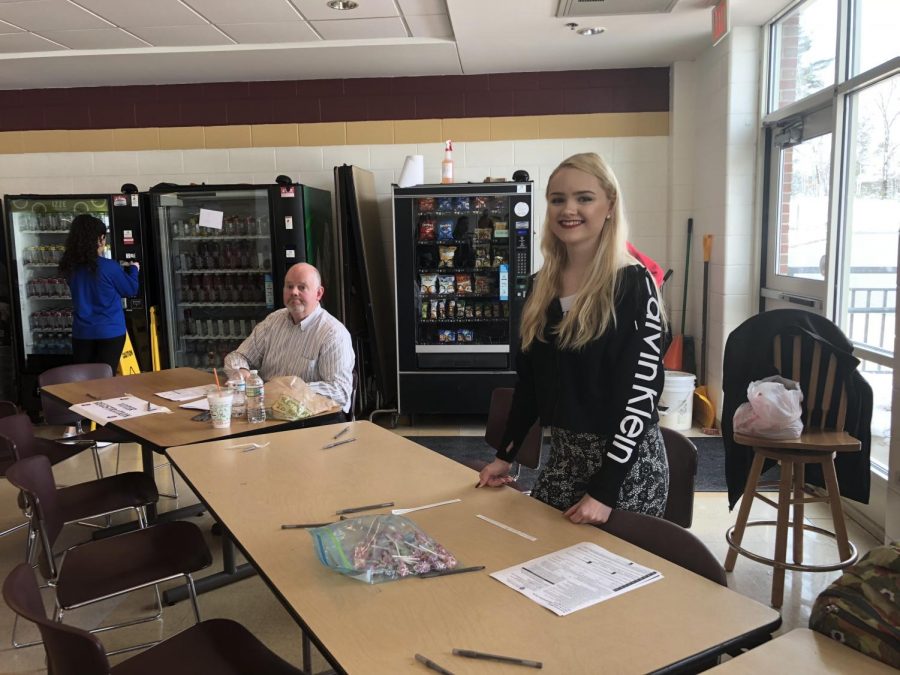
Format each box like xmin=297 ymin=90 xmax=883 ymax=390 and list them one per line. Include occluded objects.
xmin=724 ymin=335 xmax=862 ymax=608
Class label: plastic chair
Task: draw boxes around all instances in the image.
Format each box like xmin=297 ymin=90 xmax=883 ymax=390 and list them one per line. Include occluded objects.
xmin=461 ymin=387 xmax=543 ymax=492
xmin=0 ymin=402 xmax=31 ymax=543
xmin=39 ymin=363 xmax=179 ymax=498
xmin=659 ymin=426 xmax=698 ymax=528
xmin=5 ymin=455 xmax=211 ymax=654
xmin=598 ymin=510 xmax=727 ymax=586
xmin=3 ymin=563 xmax=304 ymax=675
xmin=725 ymin=332 xmax=862 ymax=608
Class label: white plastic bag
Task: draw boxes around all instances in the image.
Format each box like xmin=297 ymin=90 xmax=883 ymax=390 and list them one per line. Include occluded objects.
xmin=733 ymin=375 xmax=804 ymax=439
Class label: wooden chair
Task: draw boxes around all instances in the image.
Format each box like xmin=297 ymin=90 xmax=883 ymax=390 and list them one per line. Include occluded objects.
xmin=3 ymin=563 xmax=304 ymax=675
xmin=724 ymin=333 xmax=861 ymax=608
xmin=659 ymin=426 xmax=698 ymax=528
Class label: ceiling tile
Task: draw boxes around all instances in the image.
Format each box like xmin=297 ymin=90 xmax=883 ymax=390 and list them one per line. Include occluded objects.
xmin=182 ymin=0 xmax=302 ymax=25
xmin=128 ymin=24 xmax=234 ymax=47
xmin=405 ymin=13 xmax=452 ymax=38
xmin=290 ymin=0 xmax=399 ymax=22
xmin=313 ymin=16 xmax=407 ymax=40
xmin=39 ymin=28 xmax=148 ymax=49
xmin=220 ymin=22 xmax=319 ymax=44
xmin=75 ymin=0 xmax=207 ymax=28
xmin=396 ymin=0 xmax=447 ymax=17
xmin=0 ymin=0 xmax=109 ymax=31
xmin=0 ymin=31 xmax=64 ymax=52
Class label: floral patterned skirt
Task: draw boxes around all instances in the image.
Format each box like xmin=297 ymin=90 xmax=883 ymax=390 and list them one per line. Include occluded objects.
xmin=531 ymin=424 xmax=669 ymax=516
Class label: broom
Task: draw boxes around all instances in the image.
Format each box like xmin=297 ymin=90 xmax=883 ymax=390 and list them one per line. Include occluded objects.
xmin=693 ymin=234 xmax=716 ymax=432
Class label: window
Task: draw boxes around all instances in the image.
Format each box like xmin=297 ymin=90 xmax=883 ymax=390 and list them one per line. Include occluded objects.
xmin=770 ymin=0 xmax=837 ymax=112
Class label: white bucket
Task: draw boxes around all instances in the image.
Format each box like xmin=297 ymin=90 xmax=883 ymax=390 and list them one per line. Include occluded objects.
xmin=659 ymin=370 xmax=696 ymax=431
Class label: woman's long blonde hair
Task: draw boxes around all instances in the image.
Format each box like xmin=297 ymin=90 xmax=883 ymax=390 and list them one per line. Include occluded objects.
xmin=520 ymin=152 xmax=632 ymax=351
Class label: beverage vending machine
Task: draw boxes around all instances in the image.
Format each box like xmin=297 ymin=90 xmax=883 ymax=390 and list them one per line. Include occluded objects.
xmin=392 ymin=182 xmax=534 ymax=414
xmin=144 ymin=182 xmax=332 ymax=371
xmin=3 ymin=193 xmax=151 ymax=416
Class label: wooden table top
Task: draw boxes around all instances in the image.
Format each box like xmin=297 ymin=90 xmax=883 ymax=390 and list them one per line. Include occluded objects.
xmin=40 ymin=368 xmax=340 ymax=450
xmin=709 ymin=628 xmax=897 ymax=674
xmin=168 ymin=421 xmax=781 ymax=675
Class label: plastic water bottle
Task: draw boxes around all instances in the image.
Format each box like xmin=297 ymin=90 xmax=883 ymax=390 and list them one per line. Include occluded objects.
xmin=245 ymin=370 xmax=266 ymax=424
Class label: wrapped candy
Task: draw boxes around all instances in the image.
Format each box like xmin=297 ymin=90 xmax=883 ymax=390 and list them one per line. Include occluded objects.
xmin=309 ymin=515 xmax=458 ymax=584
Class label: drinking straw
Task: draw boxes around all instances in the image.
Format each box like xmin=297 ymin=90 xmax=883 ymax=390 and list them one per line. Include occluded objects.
xmin=213 ymin=367 xmax=221 ymax=391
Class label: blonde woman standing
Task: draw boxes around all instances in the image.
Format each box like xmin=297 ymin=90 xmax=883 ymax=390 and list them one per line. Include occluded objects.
xmin=477 ymin=153 xmax=669 ymax=524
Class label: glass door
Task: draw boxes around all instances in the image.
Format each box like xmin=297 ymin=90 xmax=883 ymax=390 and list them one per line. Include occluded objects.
xmin=7 ymin=197 xmax=110 ymax=362
xmin=414 ymin=194 xmax=511 ymax=353
xmin=154 ymin=188 xmax=274 ymax=370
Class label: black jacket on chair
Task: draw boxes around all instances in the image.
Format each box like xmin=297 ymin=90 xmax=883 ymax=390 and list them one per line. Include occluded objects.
xmin=722 ymin=309 xmax=873 ymax=510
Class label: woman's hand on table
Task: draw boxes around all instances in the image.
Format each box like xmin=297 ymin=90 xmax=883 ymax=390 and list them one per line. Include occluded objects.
xmin=477 ymin=458 xmax=514 ymax=488
xmin=563 ymin=494 xmax=612 ymax=524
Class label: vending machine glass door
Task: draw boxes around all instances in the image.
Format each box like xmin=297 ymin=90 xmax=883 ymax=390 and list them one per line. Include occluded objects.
xmin=154 ymin=188 xmax=274 ymax=370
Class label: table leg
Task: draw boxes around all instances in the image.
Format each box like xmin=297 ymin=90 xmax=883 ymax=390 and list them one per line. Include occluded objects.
xmin=141 ymin=444 xmax=158 ymax=522
xmin=163 ymin=532 xmax=257 ymax=605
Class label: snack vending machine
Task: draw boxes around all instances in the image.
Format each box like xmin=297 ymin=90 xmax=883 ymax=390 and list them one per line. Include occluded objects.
xmin=3 ymin=193 xmax=151 ymax=416
xmin=393 ymin=182 xmax=534 ymax=414
xmin=145 ymin=182 xmax=332 ymax=371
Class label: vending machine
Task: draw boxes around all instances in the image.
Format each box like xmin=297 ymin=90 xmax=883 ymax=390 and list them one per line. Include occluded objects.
xmin=392 ymin=182 xmax=535 ymax=414
xmin=3 ymin=192 xmax=151 ymax=416
xmin=144 ymin=182 xmax=332 ymax=371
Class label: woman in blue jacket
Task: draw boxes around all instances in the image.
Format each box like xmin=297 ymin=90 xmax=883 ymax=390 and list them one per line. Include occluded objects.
xmin=58 ymin=214 xmax=139 ymax=374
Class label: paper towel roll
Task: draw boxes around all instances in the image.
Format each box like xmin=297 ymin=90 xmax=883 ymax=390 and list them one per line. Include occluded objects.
xmin=398 ymin=154 xmax=424 ymax=187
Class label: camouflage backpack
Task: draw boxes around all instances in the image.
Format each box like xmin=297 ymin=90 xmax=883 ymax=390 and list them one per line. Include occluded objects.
xmin=809 ymin=541 xmax=900 ymax=668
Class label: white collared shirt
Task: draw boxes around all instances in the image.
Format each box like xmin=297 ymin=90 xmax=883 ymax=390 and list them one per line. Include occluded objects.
xmin=224 ymin=305 xmax=355 ymax=412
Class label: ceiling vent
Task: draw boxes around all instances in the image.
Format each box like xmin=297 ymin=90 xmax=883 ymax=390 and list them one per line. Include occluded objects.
xmin=556 ymin=0 xmax=679 ymax=17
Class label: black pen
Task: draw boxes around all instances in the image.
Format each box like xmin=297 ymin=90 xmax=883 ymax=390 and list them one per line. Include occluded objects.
xmin=452 ymin=648 xmax=542 ymax=669
xmin=335 ymin=501 xmax=394 ymax=515
xmin=332 ymin=425 xmax=350 ymax=440
xmin=414 ymin=653 xmax=455 ymax=675
xmin=418 ymin=565 xmax=485 ymax=579
xmin=86 ymin=393 xmax=98 ymax=399
xmin=280 ymin=522 xmax=333 ymax=529
xmin=322 ymin=437 xmax=356 ymax=449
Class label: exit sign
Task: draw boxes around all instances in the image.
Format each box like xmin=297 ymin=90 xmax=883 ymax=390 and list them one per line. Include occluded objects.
xmin=712 ymin=0 xmax=730 ymax=46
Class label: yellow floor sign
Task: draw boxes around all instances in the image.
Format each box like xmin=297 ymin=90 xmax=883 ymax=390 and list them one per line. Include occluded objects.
xmin=117 ymin=331 xmax=141 ymax=376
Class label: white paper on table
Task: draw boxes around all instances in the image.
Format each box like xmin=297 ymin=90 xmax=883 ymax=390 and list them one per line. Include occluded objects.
xmin=199 ymin=208 xmax=223 ymax=230
xmin=179 ymin=398 xmax=210 ymax=411
xmin=155 ymin=384 xmax=218 ymax=402
xmin=490 ymin=542 xmax=662 ymax=616
xmin=68 ymin=396 xmax=171 ymax=426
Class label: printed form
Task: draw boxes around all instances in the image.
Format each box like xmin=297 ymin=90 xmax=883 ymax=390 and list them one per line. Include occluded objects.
xmin=68 ymin=396 xmax=170 ymax=425
xmin=491 ymin=542 xmax=662 ymax=616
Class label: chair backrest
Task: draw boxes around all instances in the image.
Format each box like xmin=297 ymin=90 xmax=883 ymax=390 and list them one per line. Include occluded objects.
xmin=5 ymin=455 xmax=65 ymax=579
xmin=38 ymin=363 xmax=114 ymax=427
xmin=659 ymin=427 xmax=698 ymax=528
xmin=484 ymin=388 xmax=542 ymax=469
xmin=773 ymin=333 xmax=850 ymax=432
xmin=0 ymin=400 xmax=18 ymax=419
xmin=0 ymin=413 xmax=38 ymax=463
xmin=3 ymin=563 xmax=110 ymax=675
xmin=598 ymin=510 xmax=727 ymax=586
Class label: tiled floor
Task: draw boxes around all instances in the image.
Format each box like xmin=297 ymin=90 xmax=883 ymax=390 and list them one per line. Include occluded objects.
xmin=0 ymin=417 xmax=884 ymax=673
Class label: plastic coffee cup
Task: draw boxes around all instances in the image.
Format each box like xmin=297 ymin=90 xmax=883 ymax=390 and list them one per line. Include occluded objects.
xmin=208 ymin=390 xmax=234 ymax=429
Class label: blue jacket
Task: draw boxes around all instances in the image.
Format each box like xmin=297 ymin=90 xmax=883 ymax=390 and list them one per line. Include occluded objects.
xmin=69 ymin=257 xmax=139 ymax=340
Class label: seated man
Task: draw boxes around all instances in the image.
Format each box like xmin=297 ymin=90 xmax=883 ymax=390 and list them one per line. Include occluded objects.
xmin=224 ymin=263 xmax=355 ymax=415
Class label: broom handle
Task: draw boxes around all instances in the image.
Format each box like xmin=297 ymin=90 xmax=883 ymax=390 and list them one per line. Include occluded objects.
xmin=700 ymin=234 xmax=713 ymax=385
xmin=680 ymin=218 xmax=692 ymax=335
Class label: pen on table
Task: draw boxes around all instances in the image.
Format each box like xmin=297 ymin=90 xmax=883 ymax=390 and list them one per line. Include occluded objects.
xmin=280 ymin=522 xmax=333 ymax=529
xmin=452 ymin=648 xmax=543 ymax=669
xmin=335 ymin=501 xmax=394 ymax=515
xmin=85 ymin=393 xmax=98 ymax=399
xmin=322 ymin=437 xmax=356 ymax=450
xmin=418 ymin=565 xmax=485 ymax=579
xmin=332 ymin=426 xmax=350 ymax=440
xmin=414 ymin=653 xmax=455 ymax=675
